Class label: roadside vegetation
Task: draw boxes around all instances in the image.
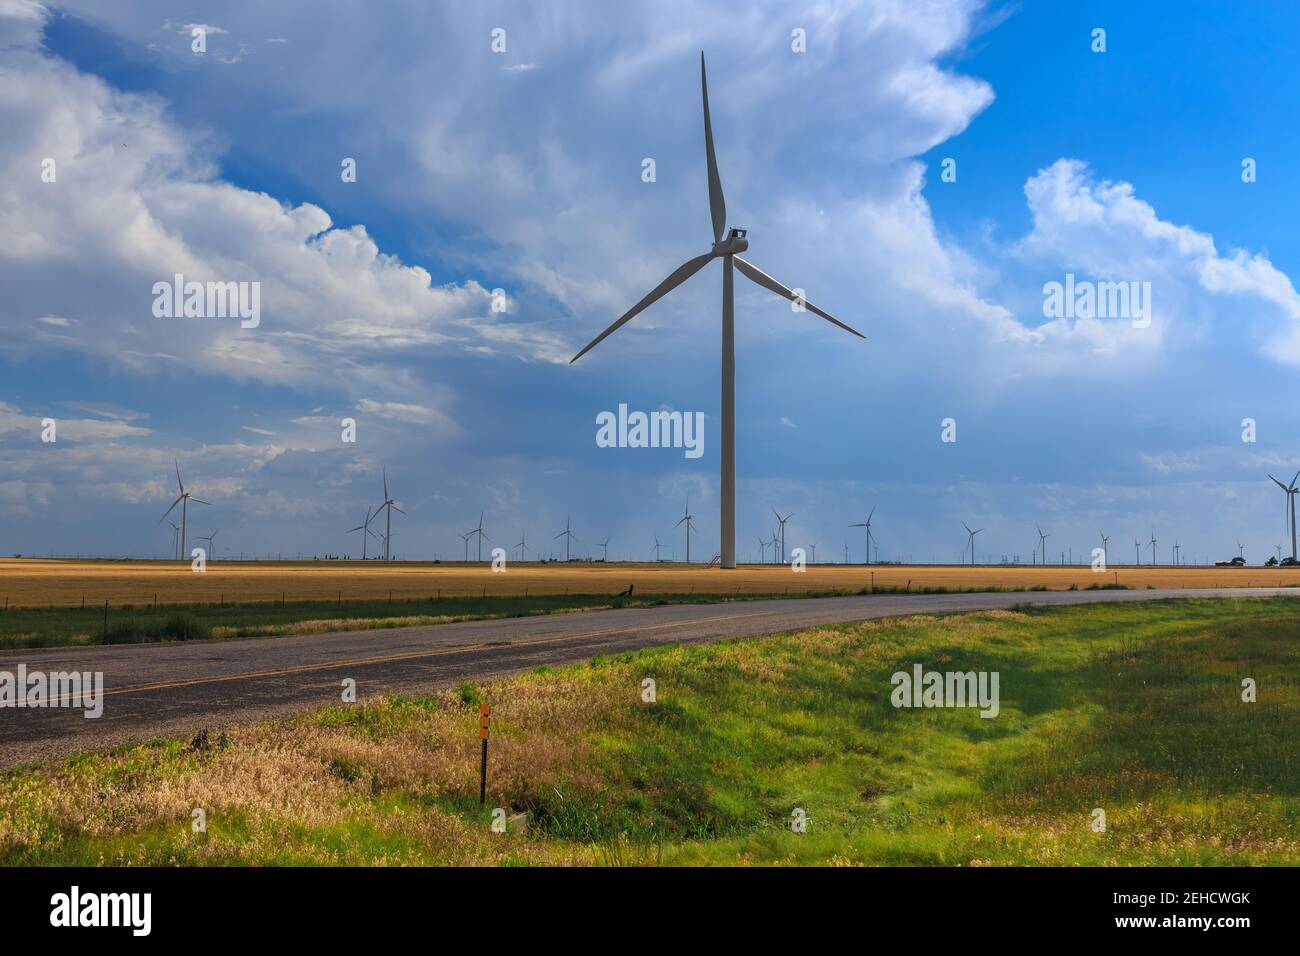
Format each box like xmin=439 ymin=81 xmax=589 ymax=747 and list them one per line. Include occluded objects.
xmin=1 ymin=598 xmax=1296 ymax=865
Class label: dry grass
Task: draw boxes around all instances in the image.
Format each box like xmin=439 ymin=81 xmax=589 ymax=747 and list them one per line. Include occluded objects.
xmin=2 ymin=557 xmax=1295 ymax=609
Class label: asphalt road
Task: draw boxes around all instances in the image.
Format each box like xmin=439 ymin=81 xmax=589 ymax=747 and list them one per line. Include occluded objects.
xmin=2 ymin=587 xmax=1296 ymax=767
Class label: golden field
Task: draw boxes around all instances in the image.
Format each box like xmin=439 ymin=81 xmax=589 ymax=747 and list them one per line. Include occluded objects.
xmin=1 ymin=557 xmax=1297 ymax=608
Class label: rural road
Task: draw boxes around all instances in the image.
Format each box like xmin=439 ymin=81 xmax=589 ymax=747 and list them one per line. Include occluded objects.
xmin=2 ymin=587 xmax=1296 ymax=767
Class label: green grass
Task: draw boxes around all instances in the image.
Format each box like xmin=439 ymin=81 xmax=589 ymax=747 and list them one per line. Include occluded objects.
xmin=1 ymin=597 xmax=1296 ymax=865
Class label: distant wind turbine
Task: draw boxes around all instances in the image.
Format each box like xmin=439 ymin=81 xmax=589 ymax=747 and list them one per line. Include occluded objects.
xmin=772 ymin=510 xmax=792 ymax=564
xmin=1134 ymin=537 xmax=1141 ymax=566
xmin=599 ymin=537 xmax=611 ymax=562
xmin=1267 ymin=471 xmax=1299 ymax=562
xmin=373 ymin=469 xmax=404 ymax=561
xmin=652 ymin=535 xmax=664 ymax=562
xmin=1036 ymin=525 xmax=1049 ymax=566
xmin=555 ymin=515 xmax=578 ymax=562
xmin=1149 ymin=529 xmax=1158 ymax=565
xmin=568 ymin=53 xmax=865 ymax=570
xmin=1099 ymin=531 xmax=1109 ymax=567
xmin=465 ymin=512 xmax=489 ymax=562
xmin=849 ymin=507 xmax=875 ymax=564
xmin=515 ymin=531 xmax=530 ymax=561
xmin=168 ymin=521 xmax=180 ymax=560
xmin=197 ymin=528 xmax=220 ymax=559
xmin=159 ymin=461 xmax=209 ymax=561
xmin=962 ymin=522 xmax=983 ymax=566
xmin=676 ymin=498 xmax=696 ymax=563
xmin=347 ymin=506 xmax=380 ymax=560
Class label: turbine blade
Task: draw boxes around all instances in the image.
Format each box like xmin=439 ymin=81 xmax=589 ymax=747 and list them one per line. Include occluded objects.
xmin=391 ymin=506 xmax=406 ymax=515
xmin=733 ymin=256 xmax=865 ymax=338
xmin=701 ymin=53 xmax=726 ymax=244
xmin=189 ymin=498 xmax=211 ymax=506
xmin=569 ymin=253 xmax=714 ymax=363
xmin=175 ymin=460 xmax=184 ymax=493
xmin=159 ymin=496 xmax=183 ymax=523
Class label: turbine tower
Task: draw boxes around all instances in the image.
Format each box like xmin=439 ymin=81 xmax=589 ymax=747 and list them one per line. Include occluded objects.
xmin=159 ymin=461 xmax=209 ymax=561
xmin=168 ymin=521 xmax=180 ymax=560
xmin=653 ymin=535 xmax=664 ymax=562
xmin=516 ymin=531 xmax=530 ymax=561
xmin=1149 ymin=529 xmax=1158 ymax=565
xmin=599 ymin=537 xmax=611 ymax=562
xmin=374 ymin=469 xmax=404 ymax=561
xmin=849 ymin=507 xmax=875 ymax=564
xmin=1134 ymin=537 xmax=1141 ymax=566
xmin=1036 ymin=525 xmax=1049 ymax=566
xmin=568 ymin=53 xmax=864 ymax=570
xmin=1267 ymin=471 xmax=1299 ymax=562
xmin=962 ymin=522 xmax=982 ymax=566
xmin=555 ymin=515 xmax=578 ymax=562
xmin=1099 ymin=531 xmax=1109 ymax=567
xmin=676 ymin=498 xmax=696 ymax=563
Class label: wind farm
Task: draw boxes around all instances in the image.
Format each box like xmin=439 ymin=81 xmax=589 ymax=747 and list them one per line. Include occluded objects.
xmin=5 ymin=5 xmax=1300 ymax=889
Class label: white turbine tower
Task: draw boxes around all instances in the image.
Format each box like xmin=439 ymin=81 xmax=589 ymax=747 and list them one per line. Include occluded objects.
xmin=374 ymin=469 xmax=404 ymax=561
xmin=849 ymin=507 xmax=875 ymax=564
xmin=569 ymin=53 xmax=864 ymax=570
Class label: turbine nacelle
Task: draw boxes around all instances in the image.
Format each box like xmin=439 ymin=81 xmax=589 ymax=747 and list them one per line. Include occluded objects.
xmin=712 ymin=227 xmax=749 ymax=257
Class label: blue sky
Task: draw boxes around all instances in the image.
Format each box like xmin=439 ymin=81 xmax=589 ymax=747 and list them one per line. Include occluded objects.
xmin=4 ymin=0 xmax=1300 ymax=565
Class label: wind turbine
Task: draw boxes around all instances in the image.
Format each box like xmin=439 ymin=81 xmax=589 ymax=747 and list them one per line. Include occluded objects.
xmin=758 ymin=537 xmax=769 ymax=563
xmin=1036 ymin=525 xmax=1049 ymax=566
xmin=772 ymin=510 xmax=792 ymax=564
xmin=1237 ymin=541 xmax=1245 ymax=561
xmin=555 ymin=515 xmax=578 ymax=562
xmin=1267 ymin=471 xmax=1299 ymax=562
xmin=809 ymin=543 xmax=816 ymax=564
xmin=1149 ymin=529 xmax=1158 ymax=565
xmin=461 ymin=531 xmax=472 ymax=563
xmin=516 ymin=531 xmax=531 ymax=561
xmin=599 ymin=537 xmax=611 ymax=562
xmin=465 ymin=512 xmax=490 ymax=562
xmin=197 ymin=528 xmax=220 ymax=559
xmin=849 ymin=507 xmax=875 ymax=564
xmin=159 ymin=461 xmax=209 ymax=561
xmin=1099 ymin=531 xmax=1109 ymax=567
xmin=168 ymin=521 xmax=180 ymax=560
xmin=568 ymin=53 xmax=865 ymax=570
xmin=653 ymin=535 xmax=664 ymax=562
xmin=675 ymin=499 xmax=697 ymax=563
xmin=1134 ymin=537 xmax=1141 ymax=566
xmin=962 ymin=522 xmax=982 ymax=566
xmin=373 ymin=469 xmax=404 ymax=561
xmin=347 ymin=506 xmax=379 ymax=560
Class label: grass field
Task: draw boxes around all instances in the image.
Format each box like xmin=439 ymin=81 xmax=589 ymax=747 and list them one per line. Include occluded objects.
xmin=3 ymin=557 xmax=1297 ymax=609
xmin=2 ymin=597 xmax=1295 ymax=865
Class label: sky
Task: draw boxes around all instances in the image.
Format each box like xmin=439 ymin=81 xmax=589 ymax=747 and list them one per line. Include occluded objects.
xmin=3 ymin=0 xmax=1300 ymax=565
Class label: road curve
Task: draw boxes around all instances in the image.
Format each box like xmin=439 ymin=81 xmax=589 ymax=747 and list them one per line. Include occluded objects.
xmin=2 ymin=587 xmax=1296 ymax=767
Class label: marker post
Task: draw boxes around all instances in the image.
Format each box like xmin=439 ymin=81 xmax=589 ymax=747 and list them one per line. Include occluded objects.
xmin=479 ymin=703 xmax=491 ymax=806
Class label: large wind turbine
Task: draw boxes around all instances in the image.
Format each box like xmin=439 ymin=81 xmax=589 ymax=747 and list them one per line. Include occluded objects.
xmin=1036 ymin=525 xmax=1049 ymax=566
xmin=555 ymin=515 xmax=578 ymax=562
xmin=568 ymin=53 xmax=865 ymax=570
xmin=1267 ymin=471 xmax=1299 ymax=562
xmin=159 ymin=461 xmax=209 ymax=561
xmin=676 ymin=498 xmax=696 ymax=563
xmin=374 ymin=469 xmax=404 ymax=561
xmin=849 ymin=507 xmax=875 ymax=564
xmin=962 ymin=522 xmax=982 ymax=565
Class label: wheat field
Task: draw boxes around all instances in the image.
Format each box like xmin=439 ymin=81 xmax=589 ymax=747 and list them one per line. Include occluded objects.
xmin=1 ymin=558 xmax=1296 ymax=608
